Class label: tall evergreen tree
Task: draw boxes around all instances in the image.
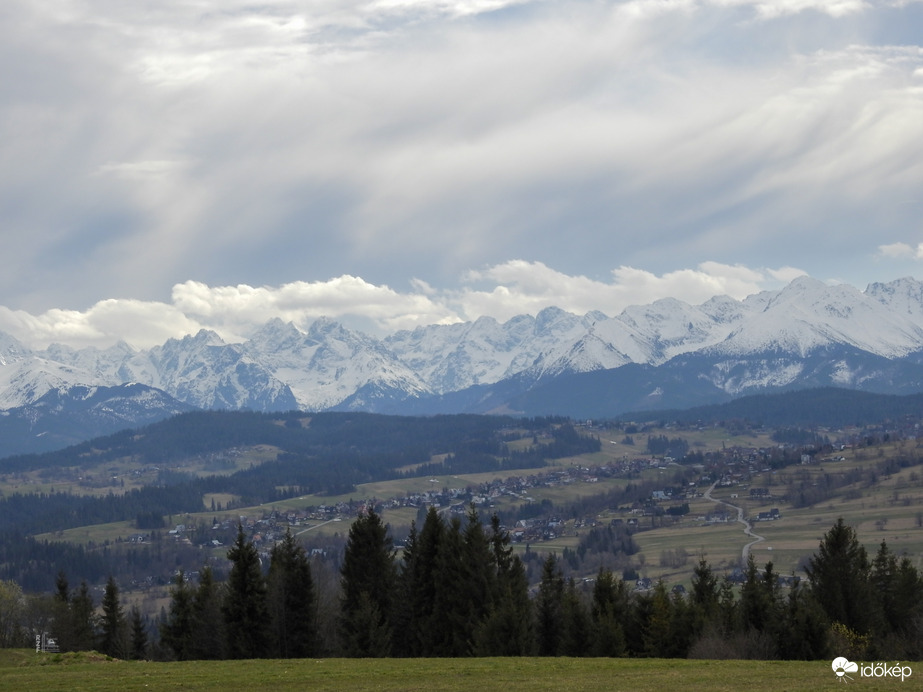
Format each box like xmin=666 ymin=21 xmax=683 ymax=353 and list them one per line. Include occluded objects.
xmin=473 ymin=514 xmax=533 ymax=656
xmin=390 ymin=519 xmax=420 ymax=658
xmin=339 ymin=508 xmax=395 ymax=657
xmin=429 ymin=516 xmax=470 ymax=656
xmin=268 ymin=528 xmax=317 ymax=658
xmin=560 ymin=578 xmax=591 ymax=657
xmin=667 ymin=589 xmax=695 ymax=658
xmin=54 ymin=571 xmax=69 ymax=606
xmin=738 ymin=556 xmax=778 ymax=637
xmin=590 ymin=568 xmax=627 ymax=657
xmin=99 ymin=576 xmax=125 ymax=658
xmin=534 ymin=554 xmax=564 ymax=656
xmin=68 ymin=581 xmax=97 ymax=652
xmin=869 ymin=540 xmax=923 ymax=657
xmin=190 ymin=567 xmax=226 ymax=660
xmin=223 ymin=524 xmax=270 ymax=659
xmin=806 ymin=518 xmax=872 ymax=634
xmin=129 ymin=607 xmax=149 ymax=660
xmin=394 ymin=506 xmax=442 ymax=657
xmin=690 ymin=558 xmax=719 ymax=623
xmin=776 ymin=581 xmax=829 ymax=660
xmin=642 ymin=580 xmax=673 ymax=657
xmin=716 ymin=576 xmax=738 ymax=637
xmin=473 ymin=554 xmax=533 ymax=656
xmin=416 ymin=506 xmax=499 ymax=657
xmin=460 ymin=507 xmax=496 ymax=643
xmin=160 ymin=571 xmax=195 ymax=660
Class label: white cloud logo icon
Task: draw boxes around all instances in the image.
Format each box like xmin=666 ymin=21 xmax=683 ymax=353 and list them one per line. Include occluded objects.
xmin=832 ymin=657 xmax=859 ymax=681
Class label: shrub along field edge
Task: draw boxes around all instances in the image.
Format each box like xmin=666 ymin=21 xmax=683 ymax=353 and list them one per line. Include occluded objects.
xmin=0 ymin=653 xmax=914 ymax=692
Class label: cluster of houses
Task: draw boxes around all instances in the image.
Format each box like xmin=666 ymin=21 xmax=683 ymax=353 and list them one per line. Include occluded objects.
xmin=125 ymin=436 xmax=827 ymax=593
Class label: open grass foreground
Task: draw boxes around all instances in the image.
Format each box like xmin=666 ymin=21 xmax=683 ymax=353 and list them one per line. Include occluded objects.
xmin=0 ymin=651 xmax=916 ymax=692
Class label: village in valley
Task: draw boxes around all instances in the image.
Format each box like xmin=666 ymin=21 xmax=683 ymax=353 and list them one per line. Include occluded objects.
xmin=109 ymin=418 xmax=923 ymax=608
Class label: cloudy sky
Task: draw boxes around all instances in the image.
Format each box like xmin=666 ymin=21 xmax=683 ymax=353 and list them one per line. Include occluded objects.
xmin=2 ymin=0 xmax=923 ymax=349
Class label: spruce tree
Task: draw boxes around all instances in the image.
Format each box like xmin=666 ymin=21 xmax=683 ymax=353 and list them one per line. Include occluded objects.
xmin=460 ymin=507 xmax=496 ymax=642
xmin=667 ymin=588 xmax=695 ymax=658
xmin=560 ymin=578 xmax=591 ymax=657
xmin=268 ymin=528 xmax=317 ymax=658
xmin=129 ymin=607 xmax=149 ymax=660
xmin=690 ymin=558 xmax=719 ymax=623
xmin=54 ymin=571 xmax=69 ymax=605
xmin=429 ymin=516 xmax=469 ymax=656
xmin=776 ymin=581 xmax=829 ymax=660
xmin=339 ymin=508 xmax=395 ymax=657
xmin=51 ymin=571 xmax=71 ymax=650
xmin=390 ymin=520 xmax=419 ymax=657
xmin=396 ymin=506 xmax=442 ymax=656
xmin=534 ymin=554 xmax=564 ymax=656
xmin=69 ymin=581 xmax=97 ymax=652
xmin=716 ymin=576 xmax=738 ymax=637
xmin=642 ymin=580 xmax=673 ymax=657
xmin=806 ymin=518 xmax=872 ymax=633
xmin=869 ymin=540 xmax=923 ymax=656
xmin=473 ymin=514 xmax=533 ymax=656
xmin=590 ymin=568 xmax=627 ymax=657
xmin=223 ymin=523 xmax=270 ymax=659
xmin=738 ymin=555 xmax=779 ymax=637
xmin=160 ymin=571 xmax=195 ymax=660
xmin=99 ymin=576 xmax=125 ymax=658
xmin=191 ymin=567 xmax=226 ymax=660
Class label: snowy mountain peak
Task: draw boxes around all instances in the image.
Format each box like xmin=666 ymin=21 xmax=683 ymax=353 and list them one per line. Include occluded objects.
xmin=867 ymin=277 xmax=923 ymax=318
xmin=185 ymin=328 xmax=226 ymax=347
xmin=535 ymin=305 xmax=576 ymax=331
xmin=4 ymin=275 xmax=923 ymax=420
xmin=0 ymin=332 xmax=30 ymax=366
xmin=247 ymin=318 xmax=305 ymax=349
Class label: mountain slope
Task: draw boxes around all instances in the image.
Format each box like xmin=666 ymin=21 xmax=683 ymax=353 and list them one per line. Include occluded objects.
xmin=3 ymin=275 xmax=923 ymax=450
xmin=0 ymin=383 xmax=195 ymax=456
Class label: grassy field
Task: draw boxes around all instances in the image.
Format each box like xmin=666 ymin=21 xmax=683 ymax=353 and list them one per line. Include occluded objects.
xmin=0 ymin=650 xmax=912 ymax=692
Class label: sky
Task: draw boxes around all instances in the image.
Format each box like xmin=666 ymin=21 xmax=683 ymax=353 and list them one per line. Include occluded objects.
xmin=2 ymin=0 xmax=923 ymax=350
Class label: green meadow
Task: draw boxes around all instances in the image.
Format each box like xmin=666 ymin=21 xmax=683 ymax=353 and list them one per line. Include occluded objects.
xmin=0 ymin=650 xmax=912 ymax=692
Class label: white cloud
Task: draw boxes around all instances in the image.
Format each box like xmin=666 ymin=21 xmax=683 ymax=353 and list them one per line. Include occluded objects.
xmin=0 ymin=261 xmax=810 ymax=349
xmin=454 ymin=261 xmax=791 ymax=320
xmin=95 ymin=160 xmax=194 ymax=180
xmin=711 ymin=0 xmax=871 ymax=19
xmin=0 ymin=300 xmax=203 ymax=351
xmin=877 ymin=241 xmax=923 ymax=258
xmin=170 ymin=277 xmax=459 ymax=336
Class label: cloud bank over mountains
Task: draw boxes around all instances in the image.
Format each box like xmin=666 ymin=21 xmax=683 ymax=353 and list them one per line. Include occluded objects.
xmin=0 ymin=260 xmax=805 ymax=349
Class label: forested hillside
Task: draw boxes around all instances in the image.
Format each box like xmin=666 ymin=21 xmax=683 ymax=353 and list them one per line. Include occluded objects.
xmin=0 ymin=411 xmax=602 ymax=589
xmin=622 ymin=387 xmax=923 ymax=428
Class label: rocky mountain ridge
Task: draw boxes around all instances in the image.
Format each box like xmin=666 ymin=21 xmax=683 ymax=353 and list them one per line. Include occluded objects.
xmin=3 ymin=276 xmax=923 ymax=450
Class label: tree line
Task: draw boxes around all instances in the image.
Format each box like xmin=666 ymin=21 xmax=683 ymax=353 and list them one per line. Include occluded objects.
xmin=3 ymin=516 xmax=921 ymax=661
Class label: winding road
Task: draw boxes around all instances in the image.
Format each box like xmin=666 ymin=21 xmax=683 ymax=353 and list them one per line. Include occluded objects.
xmin=703 ymin=481 xmax=765 ymax=564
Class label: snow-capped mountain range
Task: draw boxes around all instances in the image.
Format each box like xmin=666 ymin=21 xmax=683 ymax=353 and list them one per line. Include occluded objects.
xmin=4 ymin=275 xmax=923 ymax=454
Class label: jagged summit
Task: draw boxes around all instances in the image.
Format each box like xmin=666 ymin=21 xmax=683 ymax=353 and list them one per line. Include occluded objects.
xmin=3 ymin=276 xmax=923 ymax=437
